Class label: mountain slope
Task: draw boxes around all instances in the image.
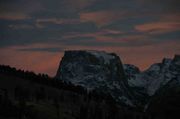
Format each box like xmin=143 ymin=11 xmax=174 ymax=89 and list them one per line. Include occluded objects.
xmin=125 ymin=55 xmax=180 ymax=97
xmin=1 ymin=65 xmax=135 ymax=119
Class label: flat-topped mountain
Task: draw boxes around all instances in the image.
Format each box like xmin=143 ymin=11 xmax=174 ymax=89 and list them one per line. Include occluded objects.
xmin=56 ymin=50 xmax=135 ymax=106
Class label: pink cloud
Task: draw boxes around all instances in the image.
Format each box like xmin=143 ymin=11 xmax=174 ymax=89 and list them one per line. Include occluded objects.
xmin=9 ymin=24 xmax=34 ymax=30
xmin=36 ymin=18 xmax=81 ymax=28
xmin=0 ymin=13 xmax=30 ymax=20
xmin=80 ymin=10 xmax=127 ymax=27
xmin=62 ymin=29 xmax=124 ymax=39
xmin=95 ymin=34 xmax=148 ymax=43
xmin=159 ymin=14 xmax=180 ymax=21
xmin=135 ymin=21 xmax=180 ymax=34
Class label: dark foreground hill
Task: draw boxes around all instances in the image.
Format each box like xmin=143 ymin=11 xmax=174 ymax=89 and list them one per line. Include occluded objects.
xmin=0 ymin=65 xmax=147 ymax=119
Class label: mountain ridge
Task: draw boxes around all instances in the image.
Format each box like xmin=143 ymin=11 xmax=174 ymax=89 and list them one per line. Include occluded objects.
xmin=56 ymin=50 xmax=180 ymax=107
xmin=125 ymin=54 xmax=180 ymax=96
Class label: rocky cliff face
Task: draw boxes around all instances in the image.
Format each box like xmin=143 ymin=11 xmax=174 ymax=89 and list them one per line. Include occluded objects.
xmin=56 ymin=50 xmax=135 ymax=106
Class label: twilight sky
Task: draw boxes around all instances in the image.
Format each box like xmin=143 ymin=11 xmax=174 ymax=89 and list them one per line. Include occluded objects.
xmin=0 ymin=0 xmax=180 ymax=76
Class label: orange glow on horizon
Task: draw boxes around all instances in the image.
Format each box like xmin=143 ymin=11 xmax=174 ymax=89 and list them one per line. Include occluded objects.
xmin=0 ymin=40 xmax=179 ymax=76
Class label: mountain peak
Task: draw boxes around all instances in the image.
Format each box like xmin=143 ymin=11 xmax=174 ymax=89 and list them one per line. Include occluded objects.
xmin=56 ymin=50 xmax=126 ymax=85
xmin=162 ymin=58 xmax=172 ymax=65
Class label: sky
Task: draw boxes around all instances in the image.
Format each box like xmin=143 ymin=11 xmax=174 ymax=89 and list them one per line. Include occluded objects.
xmin=0 ymin=0 xmax=180 ymax=76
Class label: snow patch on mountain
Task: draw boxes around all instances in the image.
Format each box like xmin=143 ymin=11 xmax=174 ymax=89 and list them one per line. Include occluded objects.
xmin=87 ymin=50 xmax=114 ymax=64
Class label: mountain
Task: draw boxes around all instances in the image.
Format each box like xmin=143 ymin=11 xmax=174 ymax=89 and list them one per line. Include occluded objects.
xmin=125 ymin=55 xmax=180 ymax=97
xmin=145 ymin=56 xmax=180 ymax=118
xmin=56 ymin=50 xmax=136 ymax=106
xmin=1 ymin=51 xmax=180 ymax=119
xmin=0 ymin=65 xmax=133 ymax=119
xmin=56 ymin=50 xmax=180 ymax=109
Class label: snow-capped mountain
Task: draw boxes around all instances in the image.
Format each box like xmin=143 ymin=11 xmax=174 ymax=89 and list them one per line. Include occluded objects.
xmin=124 ymin=55 xmax=180 ymax=96
xmin=56 ymin=50 xmax=180 ymax=107
xmin=56 ymin=50 xmax=135 ymax=106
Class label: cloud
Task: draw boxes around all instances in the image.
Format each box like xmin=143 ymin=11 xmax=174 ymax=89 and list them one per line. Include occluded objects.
xmin=60 ymin=34 xmax=163 ymax=47
xmin=0 ymin=28 xmax=57 ymax=47
xmin=62 ymin=29 xmax=124 ymax=39
xmin=137 ymin=0 xmax=180 ymax=13
xmin=18 ymin=47 xmax=64 ymax=52
xmin=0 ymin=13 xmax=31 ymax=20
xmin=30 ymin=0 xmax=94 ymax=19
xmin=160 ymin=14 xmax=180 ymax=22
xmin=35 ymin=18 xmax=81 ymax=28
xmin=0 ymin=0 xmax=43 ymax=21
xmin=135 ymin=21 xmax=180 ymax=34
xmin=80 ymin=10 xmax=126 ymax=27
xmin=35 ymin=19 xmax=98 ymax=33
xmin=0 ymin=18 xmax=98 ymax=48
xmin=82 ymin=0 xmax=139 ymax=12
xmin=8 ymin=24 xmax=34 ymax=30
